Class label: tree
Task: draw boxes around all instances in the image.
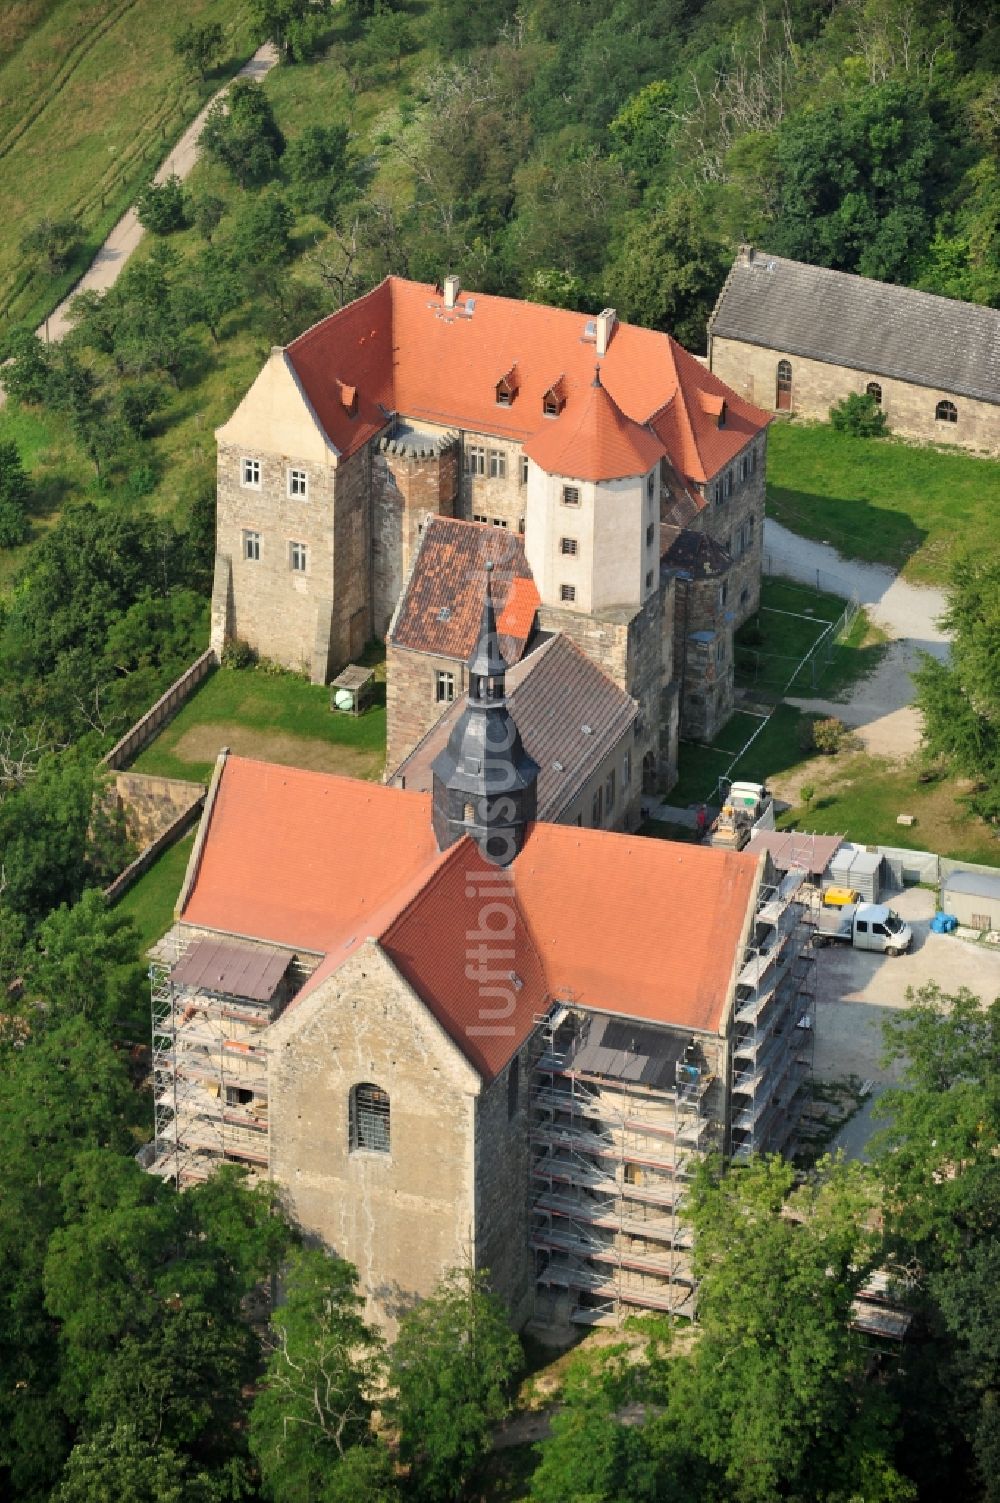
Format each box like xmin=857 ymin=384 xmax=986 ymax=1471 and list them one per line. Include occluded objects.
xmin=0 ymin=439 xmax=32 ymax=547
xmin=136 ymin=175 xmax=189 ymax=236
xmin=530 ymin=1350 xmax=666 ymax=1503
xmin=830 ymin=390 xmax=889 ymax=437
xmin=230 ymin=192 xmax=295 ymax=273
xmin=653 ymin=1156 xmax=906 ymax=1503
xmin=604 ymin=190 xmax=731 ymax=349
xmin=914 ymin=552 xmax=1000 ymax=821
xmin=27 ymin=889 xmax=146 ymax=1037
xmin=175 ymin=246 xmax=243 ymax=342
xmin=0 ymin=753 xmax=105 ymax=922
xmin=20 ymin=215 xmax=82 ymax=277
xmin=191 ymin=192 xmax=226 ymax=242
xmin=173 ymin=20 xmax=224 ymax=79
xmin=54 ymin=1422 xmax=216 ymax=1503
xmin=286 ymin=122 xmax=355 ymax=223
xmin=249 ymin=1245 xmax=389 ymax=1501
xmin=0 ymin=326 xmax=55 ymax=405
xmin=200 ymin=79 xmax=285 ymax=186
xmin=389 ymin=1266 xmax=522 ymax=1501
xmin=250 ymin=0 xmax=335 ymax=61
xmin=358 ymin=5 xmax=416 ymax=81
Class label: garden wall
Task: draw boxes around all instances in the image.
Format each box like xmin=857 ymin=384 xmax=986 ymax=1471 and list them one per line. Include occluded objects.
xmin=102 ymin=648 xmax=217 ymax=772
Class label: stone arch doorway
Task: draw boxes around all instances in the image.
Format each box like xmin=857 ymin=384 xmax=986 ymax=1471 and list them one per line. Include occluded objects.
xmin=776 ymin=359 xmax=793 ymax=411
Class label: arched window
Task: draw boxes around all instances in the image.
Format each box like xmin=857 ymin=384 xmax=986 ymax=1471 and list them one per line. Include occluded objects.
xmin=776 ymin=360 xmax=792 ymax=411
xmin=349 ymin=1083 xmax=390 ymax=1153
xmin=866 ymin=382 xmax=882 ymax=406
xmin=935 ymin=399 xmax=958 ymax=423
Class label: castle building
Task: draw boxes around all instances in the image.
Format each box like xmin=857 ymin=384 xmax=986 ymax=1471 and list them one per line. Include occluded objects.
xmin=710 ymin=245 xmax=1000 ymax=454
xmin=151 ymin=585 xmax=814 ymax=1336
xmin=211 ymin=277 xmax=770 ymax=789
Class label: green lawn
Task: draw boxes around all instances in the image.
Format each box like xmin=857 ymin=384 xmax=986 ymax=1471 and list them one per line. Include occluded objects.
xmin=736 ymin=577 xmax=889 ymax=700
xmin=670 ymin=706 xmax=807 ymax=807
xmin=767 ymin=420 xmax=1000 ymax=585
xmin=0 ymin=0 xmax=254 ymax=327
xmin=777 ymin=755 xmax=999 ymax=867
xmin=116 ymin=831 xmax=194 ymax=950
xmin=131 ymin=661 xmax=388 ymax=782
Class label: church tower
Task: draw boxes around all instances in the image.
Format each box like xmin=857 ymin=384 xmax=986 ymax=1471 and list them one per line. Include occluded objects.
xmin=431 ymin=565 xmax=540 ymax=866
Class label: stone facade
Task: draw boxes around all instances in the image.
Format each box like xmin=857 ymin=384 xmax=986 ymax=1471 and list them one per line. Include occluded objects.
xmin=459 ymin=430 xmax=529 ymax=532
xmin=712 ymin=335 xmax=1000 ymax=455
xmin=372 ymin=434 xmax=459 ymax=637
xmin=670 ymin=574 xmax=735 ymax=743
xmin=667 ymin=432 xmax=766 ymax=630
xmin=267 ymin=942 xmax=480 ymax=1338
xmin=386 ymin=645 xmax=468 ymax=775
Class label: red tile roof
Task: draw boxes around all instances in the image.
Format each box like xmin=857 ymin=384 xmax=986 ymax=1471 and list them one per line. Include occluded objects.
xmin=390 ymin=517 xmax=539 ymax=663
xmin=523 ymin=372 xmax=666 ymax=482
xmin=180 ymin=756 xmax=761 ymax=1081
xmin=285 ymin=278 xmax=769 ymax=483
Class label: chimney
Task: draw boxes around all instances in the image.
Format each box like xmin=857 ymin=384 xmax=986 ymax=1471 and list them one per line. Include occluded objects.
xmin=595 ymin=307 xmax=617 ymax=358
xmin=443 ymin=274 xmax=460 ymax=310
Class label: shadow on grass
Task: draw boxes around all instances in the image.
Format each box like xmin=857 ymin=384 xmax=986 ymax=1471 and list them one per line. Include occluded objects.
xmin=766 ymin=486 xmax=928 ymax=573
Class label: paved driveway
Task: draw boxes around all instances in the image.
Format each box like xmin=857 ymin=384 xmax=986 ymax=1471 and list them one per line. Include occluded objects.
xmin=764 ymin=518 xmax=950 ymax=758
xmin=812 ymin=885 xmax=1000 ymax=1157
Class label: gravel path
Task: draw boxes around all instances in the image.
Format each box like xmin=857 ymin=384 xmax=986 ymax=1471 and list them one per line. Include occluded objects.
xmin=764 ymin=517 xmax=951 ymax=758
xmin=33 ymin=42 xmax=280 ymax=346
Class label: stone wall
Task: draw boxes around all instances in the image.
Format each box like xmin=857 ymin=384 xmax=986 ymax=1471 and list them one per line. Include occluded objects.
xmin=475 ymin=1037 xmax=537 ymax=1328
xmin=672 ymin=574 xmax=735 ymax=742
xmin=712 ymin=335 xmax=1000 ymax=456
xmin=110 ymin=772 xmax=206 ymax=848
xmin=267 ymin=941 xmax=480 ymax=1339
xmin=372 ymin=436 xmax=459 ymax=638
xmin=385 ymin=645 xmax=466 ymax=774
xmin=680 ymin=434 xmax=766 ymax=629
xmin=215 ymin=441 xmax=339 ymax=679
xmin=329 ymin=445 xmax=374 ymax=676
xmin=552 ymin=723 xmax=643 ymax=832
xmin=459 ymin=430 xmax=529 ymax=531
xmin=102 ymin=650 xmax=217 ymax=770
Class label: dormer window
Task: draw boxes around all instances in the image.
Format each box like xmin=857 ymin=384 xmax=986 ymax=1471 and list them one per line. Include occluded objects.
xmin=336 ymin=380 xmax=357 ymax=417
xmin=495 ymin=364 xmax=519 ymax=407
xmin=542 ymin=376 xmax=566 ymax=417
xmin=718 ymin=400 xmax=727 ymax=428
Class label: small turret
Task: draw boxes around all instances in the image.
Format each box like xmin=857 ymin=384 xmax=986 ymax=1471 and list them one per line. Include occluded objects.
xmin=431 ymin=565 xmax=539 ymax=866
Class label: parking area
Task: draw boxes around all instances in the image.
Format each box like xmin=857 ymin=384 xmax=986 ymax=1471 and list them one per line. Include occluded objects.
xmin=811 ymin=885 xmax=1000 ymax=1157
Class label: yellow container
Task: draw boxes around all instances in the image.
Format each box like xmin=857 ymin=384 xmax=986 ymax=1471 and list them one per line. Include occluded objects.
xmin=823 ymin=886 xmax=859 ymax=908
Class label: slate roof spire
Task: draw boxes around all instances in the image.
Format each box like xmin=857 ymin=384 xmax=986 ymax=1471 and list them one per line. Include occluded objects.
xmin=431 ymin=568 xmax=539 ymax=866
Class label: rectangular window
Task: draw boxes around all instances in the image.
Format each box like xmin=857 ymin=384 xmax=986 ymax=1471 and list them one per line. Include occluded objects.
xmin=562 ymin=485 xmax=580 ymax=506
xmin=605 ymin=769 xmax=615 ymax=810
xmin=647 ymin=472 xmax=655 ymax=499
xmin=507 ymin=1057 xmax=519 ymax=1120
xmin=560 ymin=537 xmax=578 ymax=555
xmin=646 ymin=522 xmax=655 ymax=548
xmin=289 ymin=541 xmax=308 ymax=572
xmin=488 ymin=449 xmax=507 ymax=479
xmin=518 ymin=516 xmax=525 ymax=535
xmin=560 ymin=584 xmax=576 ymax=602
xmin=435 ymin=670 xmax=455 ymax=704
xmin=623 ymin=750 xmax=631 ymax=788
xmin=241 ymin=457 xmax=261 ymax=489
xmin=473 ymin=513 xmax=488 ymax=524
xmin=491 ymin=517 xmax=508 ymax=529
xmin=716 ymin=640 xmax=725 ymax=666
xmin=749 ymin=445 xmax=757 ymax=474
xmin=242 ymin=529 xmax=260 ymax=562
xmin=739 ymin=455 xmax=748 ymax=483
xmin=287 ymin=467 xmax=308 ymax=500
xmin=719 ymin=580 xmax=728 ymax=607
xmin=592 ymin=786 xmax=603 ymax=825
xmin=645 ymin=570 xmax=654 ymax=591
xmin=723 ymin=470 xmax=733 ymax=500
xmin=520 ymin=455 xmax=529 ymax=485
xmin=466 ymin=445 xmax=486 ymax=476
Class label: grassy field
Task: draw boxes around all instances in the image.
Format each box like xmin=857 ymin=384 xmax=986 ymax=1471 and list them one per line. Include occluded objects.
xmin=767 ymin=420 xmax=999 ymax=585
xmin=776 ymin=754 xmax=999 ymax=867
xmin=735 ymin=577 xmax=889 ymax=701
xmin=0 ymin=0 xmax=255 ymax=328
xmin=131 ymin=662 xmax=388 ymax=782
xmin=116 ymin=830 xmax=195 ymax=949
xmin=670 ymin=705 xmax=807 ymax=807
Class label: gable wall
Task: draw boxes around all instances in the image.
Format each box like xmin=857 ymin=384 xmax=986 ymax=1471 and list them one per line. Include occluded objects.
xmin=267 ymin=943 xmax=480 ymax=1339
xmin=712 ymin=336 xmax=1000 ymax=455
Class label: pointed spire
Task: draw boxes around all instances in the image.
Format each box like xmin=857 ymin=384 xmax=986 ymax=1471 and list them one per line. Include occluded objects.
xmin=592 ymin=363 xmax=602 ymax=388
xmin=467 ymin=561 xmax=508 ymax=698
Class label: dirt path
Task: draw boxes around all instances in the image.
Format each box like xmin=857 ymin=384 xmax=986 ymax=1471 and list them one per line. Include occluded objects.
xmin=28 ymin=41 xmax=280 ymax=347
xmin=764 ymin=518 xmax=950 ymax=760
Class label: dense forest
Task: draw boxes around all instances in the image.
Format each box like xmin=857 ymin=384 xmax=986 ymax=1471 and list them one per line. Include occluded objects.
xmin=1 ymin=0 xmax=1000 ymax=1497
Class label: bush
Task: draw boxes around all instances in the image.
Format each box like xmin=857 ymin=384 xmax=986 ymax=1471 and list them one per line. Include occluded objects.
xmin=200 ymin=79 xmax=285 ymax=187
xmin=136 ymin=175 xmax=188 ymax=236
xmin=830 ymin=391 xmax=888 ymax=438
xmin=0 ymin=440 xmax=32 ymax=547
xmin=813 ymin=716 xmax=848 ymax=754
xmin=19 ymin=215 xmax=82 ymax=276
xmin=222 ymin=638 xmax=258 ymax=669
xmin=800 ymin=782 xmax=815 ymax=806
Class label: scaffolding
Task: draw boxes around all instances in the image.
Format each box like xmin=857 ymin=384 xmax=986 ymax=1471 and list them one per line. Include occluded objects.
xmin=730 ymin=867 xmax=815 ymax=1162
xmin=530 ymin=1008 xmax=720 ymax=1328
xmin=148 ymin=931 xmax=298 ymax=1189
